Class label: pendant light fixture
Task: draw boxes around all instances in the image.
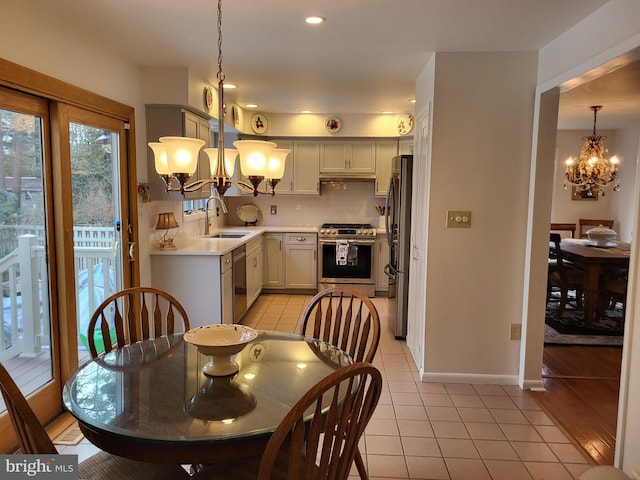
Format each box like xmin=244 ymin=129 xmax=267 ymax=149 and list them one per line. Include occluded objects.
xmin=564 ymin=105 xmax=620 ymax=197
xmin=148 ymin=0 xmax=289 ymax=197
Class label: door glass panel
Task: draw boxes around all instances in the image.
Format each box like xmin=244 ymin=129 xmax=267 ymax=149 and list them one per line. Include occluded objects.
xmin=0 ymin=107 xmax=53 ymax=402
xmin=69 ymin=123 xmax=123 ymax=365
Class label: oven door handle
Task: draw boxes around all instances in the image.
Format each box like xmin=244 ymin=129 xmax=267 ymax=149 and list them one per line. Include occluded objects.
xmin=319 ymin=239 xmax=376 ymax=246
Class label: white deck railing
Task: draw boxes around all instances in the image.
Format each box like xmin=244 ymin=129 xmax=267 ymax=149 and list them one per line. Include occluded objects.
xmin=1 ymin=230 xmax=116 ymax=363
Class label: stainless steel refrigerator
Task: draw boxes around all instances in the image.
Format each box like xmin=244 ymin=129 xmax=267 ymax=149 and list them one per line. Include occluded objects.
xmin=384 ymin=155 xmax=413 ymax=339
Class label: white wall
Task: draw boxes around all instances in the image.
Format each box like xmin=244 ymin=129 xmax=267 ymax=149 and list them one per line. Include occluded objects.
xmin=414 ymin=51 xmax=538 ymax=384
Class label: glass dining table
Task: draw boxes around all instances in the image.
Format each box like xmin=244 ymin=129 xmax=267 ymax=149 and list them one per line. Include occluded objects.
xmin=63 ymin=330 xmax=352 ymax=465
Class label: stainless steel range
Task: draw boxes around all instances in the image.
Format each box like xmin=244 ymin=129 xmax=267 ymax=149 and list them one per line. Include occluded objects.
xmin=318 ymin=223 xmax=377 ymax=297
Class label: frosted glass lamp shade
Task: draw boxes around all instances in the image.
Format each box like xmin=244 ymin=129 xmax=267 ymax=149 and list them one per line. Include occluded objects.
xmin=205 ymin=148 xmax=237 ymax=177
xmin=148 ymin=142 xmax=170 ymax=175
xmin=267 ymin=149 xmax=290 ymax=179
xmin=233 ymin=140 xmax=277 ymax=177
xmin=160 ymin=136 xmax=205 ymax=175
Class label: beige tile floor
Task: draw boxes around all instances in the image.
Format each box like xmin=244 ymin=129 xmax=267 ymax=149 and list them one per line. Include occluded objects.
xmin=60 ymin=293 xmax=595 ymax=479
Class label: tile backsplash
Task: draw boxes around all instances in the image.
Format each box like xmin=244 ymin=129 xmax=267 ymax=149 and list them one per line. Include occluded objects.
xmin=225 ymin=180 xmax=385 ymax=227
xmin=146 ymin=180 xmax=386 ymax=248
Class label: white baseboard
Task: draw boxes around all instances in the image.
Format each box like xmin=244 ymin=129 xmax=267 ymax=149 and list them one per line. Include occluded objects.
xmin=421 ymin=372 xmax=519 ymax=385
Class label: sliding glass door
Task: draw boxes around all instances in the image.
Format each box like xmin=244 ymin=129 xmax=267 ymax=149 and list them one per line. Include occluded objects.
xmin=0 ymin=88 xmax=56 ymax=427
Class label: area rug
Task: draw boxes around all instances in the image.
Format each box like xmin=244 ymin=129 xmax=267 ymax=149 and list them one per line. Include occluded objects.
xmin=545 ymin=299 xmax=624 ymax=346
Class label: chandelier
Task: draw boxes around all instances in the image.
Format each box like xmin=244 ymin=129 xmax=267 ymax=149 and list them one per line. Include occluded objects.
xmin=148 ymin=0 xmax=289 ymax=197
xmin=564 ymin=105 xmax=620 ymax=197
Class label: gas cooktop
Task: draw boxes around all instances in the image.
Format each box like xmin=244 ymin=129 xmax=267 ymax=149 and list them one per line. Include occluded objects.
xmin=319 ymin=223 xmax=377 ymax=238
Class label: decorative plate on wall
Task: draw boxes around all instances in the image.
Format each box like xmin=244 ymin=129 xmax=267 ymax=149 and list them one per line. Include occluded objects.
xmin=232 ymin=105 xmax=240 ymax=127
xmin=325 ymin=116 xmax=342 ymax=134
xmin=237 ymin=204 xmax=263 ymax=225
xmin=204 ymin=86 xmax=214 ymax=109
xmin=250 ymin=113 xmax=268 ymax=134
xmin=396 ymin=113 xmax=414 ymax=135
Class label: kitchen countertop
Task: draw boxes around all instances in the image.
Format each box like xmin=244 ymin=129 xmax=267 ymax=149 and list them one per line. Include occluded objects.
xmin=150 ymin=226 xmax=318 ymax=256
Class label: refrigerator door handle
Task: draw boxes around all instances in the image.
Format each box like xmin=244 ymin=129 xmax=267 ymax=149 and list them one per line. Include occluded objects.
xmin=385 ymin=177 xmax=395 ymax=247
xmin=384 ymin=263 xmax=397 ymax=279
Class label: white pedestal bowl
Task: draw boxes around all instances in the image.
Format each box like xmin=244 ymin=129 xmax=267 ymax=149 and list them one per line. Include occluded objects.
xmin=184 ymin=324 xmax=258 ymax=376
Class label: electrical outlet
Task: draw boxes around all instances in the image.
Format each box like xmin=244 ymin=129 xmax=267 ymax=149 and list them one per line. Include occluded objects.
xmin=216 ymin=207 xmax=220 ymax=217
xmin=270 ymin=205 xmax=277 ymax=215
xmin=509 ymin=323 xmax=522 ymax=340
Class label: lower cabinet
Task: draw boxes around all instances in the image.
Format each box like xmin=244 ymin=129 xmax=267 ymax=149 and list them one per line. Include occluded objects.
xmin=375 ymin=236 xmax=390 ymax=292
xmin=246 ymin=238 xmax=264 ymax=308
xmin=263 ymin=233 xmax=285 ymax=288
xmin=150 ymin=252 xmax=232 ymax=327
xmin=284 ymin=233 xmax=317 ymax=289
xmin=263 ymin=232 xmax=317 ymax=291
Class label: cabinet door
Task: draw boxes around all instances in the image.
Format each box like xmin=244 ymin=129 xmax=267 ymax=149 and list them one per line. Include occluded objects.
xmin=293 ymin=141 xmax=319 ymax=195
xmin=319 ymin=142 xmax=348 ymax=172
xmin=221 ymin=268 xmax=233 ymax=324
xmin=375 ymin=237 xmax=390 ymax=291
xmin=349 ymin=141 xmax=376 ymax=173
xmin=375 ymin=140 xmax=398 ymax=197
xmin=272 ymin=139 xmax=294 ymax=195
xmin=183 ymin=111 xmax=211 ymax=200
xmin=246 ymin=244 xmax=263 ymax=308
xmin=399 ymin=138 xmax=414 ymax=155
xmin=285 ymin=244 xmax=317 ymax=289
xmin=263 ymin=234 xmax=284 ymax=288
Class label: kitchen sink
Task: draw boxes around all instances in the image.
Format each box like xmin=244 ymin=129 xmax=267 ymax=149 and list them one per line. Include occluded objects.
xmin=207 ymin=232 xmax=250 ymax=239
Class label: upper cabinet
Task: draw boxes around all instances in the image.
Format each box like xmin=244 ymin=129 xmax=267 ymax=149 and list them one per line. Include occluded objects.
xmin=292 ymin=141 xmax=320 ymax=195
xmin=374 ymin=140 xmax=398 ymax=197
xmin=319 ymin=140 xmax=376 ymax=175
xmin=271 ymin=139 xmax=294 ymax=195
xmin=146 ymin=105 xmax=212 ymax=200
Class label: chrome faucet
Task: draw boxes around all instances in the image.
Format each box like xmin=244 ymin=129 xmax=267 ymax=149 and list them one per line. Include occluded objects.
xmin=204 ymin=191 xmax=228 ymax=235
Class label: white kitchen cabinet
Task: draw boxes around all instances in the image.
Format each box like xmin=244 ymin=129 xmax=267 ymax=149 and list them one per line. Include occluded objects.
xmin=374 ymin=140 xmax=398 ymax=197
xmin=284 ymin=233 xmax=317 ymax=290
xmin=293 ymin=141 xmax=320 ymax=195
xmin=263 ymin=233 xmax=284 ymax=288
xmin=150 ymin=252 xmax=232 ymax=327
xmin=375 ymin=236 xmax=390 ymax=292
xmin=246 ymin=237 xmax=263 ymax=309
xmin=146 ymin=105 xmax=211 ymax=200
xmin=399 ymin=138 xmax=414 ymax=155
xmin=271 ymin=139 xmax=294 ymax=195
xmin=319 ymin=140 xmax=376 ymax=175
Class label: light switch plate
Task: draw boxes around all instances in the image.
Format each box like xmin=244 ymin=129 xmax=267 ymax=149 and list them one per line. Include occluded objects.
xmin=446 ymin=210 xmax=471 ymax=228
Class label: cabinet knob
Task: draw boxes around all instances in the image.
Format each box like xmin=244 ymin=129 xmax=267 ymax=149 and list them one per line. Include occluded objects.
xmin=297 ymin=236 xmax=306 ymax=242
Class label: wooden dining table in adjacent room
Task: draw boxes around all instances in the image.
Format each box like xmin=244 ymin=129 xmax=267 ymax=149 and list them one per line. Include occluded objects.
xmin=559 ymin=238 xmax=630 ymax=327
xmin=62 ymin=330 xmax=352 ymax=465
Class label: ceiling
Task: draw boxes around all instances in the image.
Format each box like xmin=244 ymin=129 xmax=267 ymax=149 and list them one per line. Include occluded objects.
xmin=31 ymin=0 xmax=640 ymax=129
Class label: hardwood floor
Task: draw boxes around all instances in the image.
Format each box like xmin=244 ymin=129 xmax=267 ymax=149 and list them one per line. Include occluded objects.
xmin=532 ymin=345 xmax=623 ymax=466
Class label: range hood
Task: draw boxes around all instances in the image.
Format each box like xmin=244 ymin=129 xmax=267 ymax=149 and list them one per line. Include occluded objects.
xmin=319 ymin=173 xmax=376 ymax=181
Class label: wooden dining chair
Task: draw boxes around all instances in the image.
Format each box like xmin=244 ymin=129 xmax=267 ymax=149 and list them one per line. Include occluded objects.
xmin=0 ymin=363 xmax=189 ymax=480
xmin=547 ymin=233 xmax=584 ymax=317
xmin=86 ymin=286 xmax=190 ymax=359
xmin=550 ymin=223 xmax=577 ymax=238
xmin=579 ymin=219 xmax=614 ymax=238
xmin=300 ymin=287 xmax=381 ymax=364
xmin=578 ymin=465 xmax=632 ymax=480
xmin=299 ymin=287 xmax=380 ymax=479
xmin=191 ymin=362 xmax=383 ymax=480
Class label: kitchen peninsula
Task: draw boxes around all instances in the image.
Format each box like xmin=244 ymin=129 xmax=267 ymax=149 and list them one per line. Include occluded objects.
xmin=150 ymin=226 xmax=318 ymax=327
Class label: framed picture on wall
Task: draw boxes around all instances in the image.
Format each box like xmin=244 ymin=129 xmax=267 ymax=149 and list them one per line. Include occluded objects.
xmin=571 ymin=186 xmax=598 ymax=201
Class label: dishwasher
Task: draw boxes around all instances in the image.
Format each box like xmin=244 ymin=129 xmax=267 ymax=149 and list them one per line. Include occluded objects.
xmin=232 ymin=245 xmax=247 ymax=323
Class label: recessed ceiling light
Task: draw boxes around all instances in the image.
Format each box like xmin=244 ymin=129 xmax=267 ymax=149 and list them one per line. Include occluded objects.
xmin=223 ymin=83 xmax=237 ymax=89
xmin=300 ymin=110 xmax=313 ymax=114
xmin=381 ymin=111 xmax=394 ymax=114
xmin=409 ymin=98 xmax=416 ymax=103
xmin=305 ymin=15 xmax=325 ymax=25
xmin=245 ymin=103 xmax=259 ymax=108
